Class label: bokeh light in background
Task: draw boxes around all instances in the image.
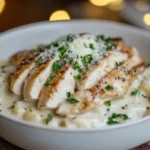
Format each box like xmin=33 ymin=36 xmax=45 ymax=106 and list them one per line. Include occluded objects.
xmin=89 ymin=0 xmax=110 ymax=6
xmin=49 ymin=10 xmax=70 ymax=21
xmin=89 ymin=0 xmax=123 ymax=6
xmin=89 ymin=0 xmax=124 ymax=11
xmin=0 ymin=0 xmax=5 ymax=14
xmin=143 ymin=14 xmax=150 ymax=26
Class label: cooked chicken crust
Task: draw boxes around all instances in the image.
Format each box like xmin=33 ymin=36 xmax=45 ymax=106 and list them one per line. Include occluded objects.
xmin=38 ymin=66 xmax=75 ymax=109
xmin=23 ymin=59 xmax=55 ymax=101
xmin=10 ymin=50 xmax=43 ymax=95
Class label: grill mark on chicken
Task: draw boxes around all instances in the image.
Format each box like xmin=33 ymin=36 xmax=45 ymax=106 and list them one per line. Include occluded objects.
xmin=10 ymin=50 xmax=30 ymax=65
xmin=77 ymin=47 xmax=132 ymax=91
xmin=23 ymin=58 xmax=54 ymax=101
xmin=10 ymin=50 xmax=43 ymax=95
xmin=38 ymin=65 xmax=75 ymax=109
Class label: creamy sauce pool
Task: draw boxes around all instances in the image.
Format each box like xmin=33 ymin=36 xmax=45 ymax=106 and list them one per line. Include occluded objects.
xmin=0 ymin=61 xmax=150 ymax=128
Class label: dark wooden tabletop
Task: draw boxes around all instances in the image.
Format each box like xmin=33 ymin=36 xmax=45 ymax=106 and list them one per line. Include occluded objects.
xmin=0 ymin=0 xmax=150 ymax=149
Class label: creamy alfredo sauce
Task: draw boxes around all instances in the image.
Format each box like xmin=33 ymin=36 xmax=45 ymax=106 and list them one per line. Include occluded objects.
xmin=0 ymin=34 xmax=150 ymax=128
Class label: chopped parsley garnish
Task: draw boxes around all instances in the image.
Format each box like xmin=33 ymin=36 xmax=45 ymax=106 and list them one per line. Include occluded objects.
xmin=44 ymin=75 xmax=54 ymax=86
xmin=105 ymin=85 xmax=113 ymax=91
xmin=74 ymin=74 xmax=81 ymax=80
xmin=72 ymin=61 xmax=83 ymax=73
xmin=99 ymin=35 xmax=105 ymax=41
xmin=47 ymin=75 xmax=54 ymax=82
xmin=107 ymin=113 xmax=129 ymax=125
xmin=67 ymin=36 xmax=73 ymax=42
xmin=116 ymin=61 xmax=124 ymax=67
xmin=89 ymin=43 xmax=95 ymax=50
xmin=131 ymin=90 xmax=140 ymax=96
xmin=44 ymin=82 xmax=50 ymax=86
xmin=105 ymin=100 xmax=111 ymax=106
xmin=66 ymin=92 xmax=71 ymax=98
xmin=82 ymin=54 xmax=93 ymax=66
xmin=105 ymin=37 xmax=112 ymax=42
xmin=52 ymin=60 xmax=61 ymax=73
xmin=67 ymin=98 xmax=79 ymax=104
xmin=58 ymin=45 xmax=68 ymax=53
xmin=59 ymin=53 xmax=68 ymax=60
xmin=111 ymin=113 xmax=129 ymax=120
xmin=106 ymin=45 xmax=113 ymax=51
xmin=107 ymin=118 xmax=119 ymax=125
xmin=127 ymin=70 xmax=131 ymax=75
xmin=46 ymin=114 xmax=53 ymax=124
xmin=35 ymin=56 xmax=43 ymax=65
xmin=52 ymin=42 xmax=59 ymax=47
xmin=147 ymin=63 xmax=150 ymax=67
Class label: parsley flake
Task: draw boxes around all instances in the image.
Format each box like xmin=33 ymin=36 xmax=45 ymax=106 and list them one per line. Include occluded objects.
xmin=147 ymin=63 xmax=150 ymax=67
xmin=67 ymin=36 xmax=73 ymax=42
xmin=116 ymin=61 xmax=124 ymax=67
xmin=72 ymin=61 xmax=83 ymax=73
xmin=107 ymin=118 xmax=119 ymax=125
xmin=67 ymin=98 xmax=79 ymax=104
xmin=66 ymin=92 xmax=71 ymax=98
xmin=89 ymin=43 xmax=95 ymax=50
xmin=107 ymin=113 xmax=129 ymax=125
xmin=35 ymin=56 xmax=43 ymax=65
xmin=53 ymin=42 xmax=59 ymax=47
xmin=105 ymin=100 xmax=111 ymax=106
xmin=106 ymin=45 xmax=113 ymax=51
xmin=131 ymin=90 xmax=140 ymax=96
xmin=82 ymin=54 xmax=93 ymax=66
xmin=44 ymin=82 xmax=50 ymax=86
xmin=74 ymin=74 xmax=81 ymax=80
xmin=52 ymin=60 xmax=61 ymax=73
xmin=105 ymin=85 xmax=113 ymax=91
xmin=46 ymin=114 xmax=53 ymax=124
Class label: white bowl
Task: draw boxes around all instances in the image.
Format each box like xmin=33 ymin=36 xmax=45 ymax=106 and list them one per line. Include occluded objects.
xmin=0 ymin=20 xmax=150 ymax=150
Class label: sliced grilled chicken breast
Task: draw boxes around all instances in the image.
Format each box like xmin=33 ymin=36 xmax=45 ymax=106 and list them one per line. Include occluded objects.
xmin=91 ymin=64 xmax=145 ymax=99
xmin=90 ymin=48 xmax=144 ymax=98
xmin=10 ymin=50 xmax=43 ymax=95
xmin=38 ymin=66 xmax=75 ymax=109
xmin=56 ymin=90 xmax=102 ymax=116
xmin=57 ymin=64 xmax=145 ymax=116
xmin=23 ymin=59 xmax=55 ymax=101
xmin=77 ymin=50 xmax=128 ymax=90
xmin=57 ymin=48 xmax=145 ymax=116
xmin=10 ymin=50 xmax=30 ymax=65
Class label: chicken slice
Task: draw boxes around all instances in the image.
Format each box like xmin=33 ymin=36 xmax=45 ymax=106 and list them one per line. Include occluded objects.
xmin=90 ymin=64 xmax=145 ymax=99
xmin=90 ymin=48 xmax=144 ymax=98
xmin=56 ymin=90 xmax=103 ymax=116
xmin=57 ymin=48 xmax=145 ymax=116
xmin=10 ymin=50 xmax=43 ymax=95
xmin=57 ymin=64 xmax=145 ymax=116
xmin=10 ymin=50 xmax=30 ymax=65
xmin=38 ymin=66 xmax=75 ymax=109
xmin=23 ymin=59 xmax=55 ymax=101
xmin=77 ymin=50 xmax=128 ymax=90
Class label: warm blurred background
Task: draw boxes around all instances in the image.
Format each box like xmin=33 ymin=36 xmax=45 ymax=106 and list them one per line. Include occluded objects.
xmin=0 ymin=0 xmax=150 ymax=32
